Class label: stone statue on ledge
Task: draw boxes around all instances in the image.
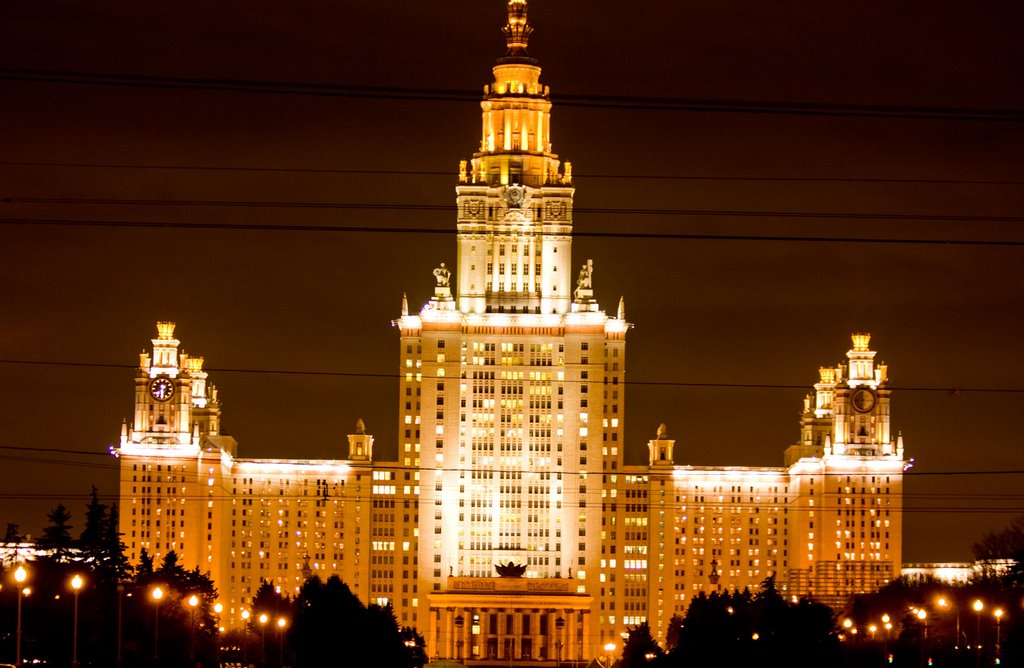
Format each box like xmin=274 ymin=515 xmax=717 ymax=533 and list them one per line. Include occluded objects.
xmin=433 ymin=262 xmax=451 ymax=287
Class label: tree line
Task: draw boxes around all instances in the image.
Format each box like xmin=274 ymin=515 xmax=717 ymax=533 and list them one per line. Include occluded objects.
xmin=1 ymin=489 xmax=425 ymax=667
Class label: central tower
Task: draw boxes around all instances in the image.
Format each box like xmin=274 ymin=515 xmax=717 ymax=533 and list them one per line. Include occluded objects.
xmin=455 ymin=0 xmax=574 ymax=315
xmin=395 ymin=1 xmax=629 ymax=660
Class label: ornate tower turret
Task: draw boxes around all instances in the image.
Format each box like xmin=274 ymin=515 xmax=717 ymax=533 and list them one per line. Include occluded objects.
xmin=832 ymin=333 xmax=892 ymax=455
xmin=455 ymin=0 xmax=575 ymax=315
xmin=124 ymin=322 xmax=222 ymax=452
xmin=347 ymin=418 xmax=374 ymax=462
xmin=648 ymin=423 xmax=676 ymax=468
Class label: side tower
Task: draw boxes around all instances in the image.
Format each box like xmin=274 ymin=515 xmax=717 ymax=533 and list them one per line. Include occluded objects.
xmin=786 ymin=333 xmax=905 ymax=606
xmin=116 ymin=322 xmax=236 ymax=598
xmin=395 ymin=2 xmax=629 ymax=661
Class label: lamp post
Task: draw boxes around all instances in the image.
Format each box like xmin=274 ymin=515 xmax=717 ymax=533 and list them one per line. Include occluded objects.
xmin=604 ymin=642 xmax=617 ymax=668
xmin=937 ymin=596 xmax=961 ymax=650
xmin=241 ymin=609 xmax=251 ymax=668
xmin=211 ymin=603 xmax=224 ymax=666
xmin=994 ymin=608 xmax=1004 ymax=664
xmin=276 ymin=617 xmax=287 ymax=668
xmin=151 ymin=586 xmax=164 ymax=668
xmin=187 ymin=594 xmax=199 ymax=668
xmin=973 ymin=599 xmax=984 ymax=668
xmin=916 ymin=608 xmax=928 ymax=668
xmin=14 ymin=564 xmax=29 ymax=667
xmin=70 ymin=574 xmax=84 ymax=668
xmin=258 ymin=613 xmax=269 ymax=667
xmin=882 ymin=614 xmax=892 ymax=665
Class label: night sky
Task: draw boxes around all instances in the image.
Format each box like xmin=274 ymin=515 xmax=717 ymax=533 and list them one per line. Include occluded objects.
xmin=2 ymin=0 xmax=1023 ymax=563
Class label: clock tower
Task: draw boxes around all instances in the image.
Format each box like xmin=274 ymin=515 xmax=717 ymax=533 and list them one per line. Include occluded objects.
xmin=122 ymin=321 xmax=221 ymax=452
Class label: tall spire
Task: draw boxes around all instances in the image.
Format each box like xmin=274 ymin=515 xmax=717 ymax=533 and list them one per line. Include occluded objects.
xmin=501 ymin=0 xmax=534 ymax=61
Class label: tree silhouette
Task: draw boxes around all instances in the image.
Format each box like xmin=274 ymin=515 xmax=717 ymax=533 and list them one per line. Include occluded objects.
xmin=3 ymin=521 xmax=24 ymax=542
xmin=621 ymin=621 xmax=663 ymax=667
xmin=38 ymin=502 xmax=74 ymax=562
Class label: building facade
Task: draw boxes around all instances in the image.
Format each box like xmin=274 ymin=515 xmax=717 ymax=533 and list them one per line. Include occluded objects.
xmin=114 ymin=2 xmax=906 ymax=663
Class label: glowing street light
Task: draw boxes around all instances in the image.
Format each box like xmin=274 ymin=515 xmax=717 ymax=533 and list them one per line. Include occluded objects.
xmin=994 ymin=608 xmax=1004 ymax=663
xmin=213 ymin=602 xmax=224 ymax=633
xmin=973 ymin=599 xmax=984 ymax=668
xmin=241 ymin=609 xmax=251 ymax=667
xmin=917 ymin=608 xmax=928 ymax=668
xmin=70 ymin=574 xmax=84 ymax=668
xmin=14 ymin=564 xmax=29 ymax=666
xmin=276 ymin=616 xmax=288 ymax=666
xmin=259 ymin=612 xmax=269 ymax=666
xmin=187 ymin=594 xmax=200 ymax=667
xmin=937 ymin=595 xmax=963 ymax=649
xmin=603 ymin=642 xmax=616 ymax=668
xmin=151 ymin=586 xmax=164 ymax=668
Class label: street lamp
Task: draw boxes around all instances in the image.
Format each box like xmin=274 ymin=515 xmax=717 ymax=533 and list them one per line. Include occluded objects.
xmin=276 ymin=616 xmax=288 ymax=667
xmin=151 ymin=586 xmax=164 ymax=668
xmin=258 ymin=612 xmax=269 ymax=667
xmin=604 ymin=642 xmax=616 ymax=668
xmin=994 ymin=608 xmax=1004 ymax=663
xmin=241 ymin=609 xmax=251 ymax=667
xmin=916 ymin=608 xmax=928 ymax=668
xmin=70 ymin=574 xmax=84 ymax=668
xmin=187 ymin=594 xmax=200 ymax=668
xmin=937 ymin=596 xmax=962 ymax=649
xmin=973 ymin=599 xmax=984 ymax=668
xmin=14 ymin=564 xmax=29 ymax=667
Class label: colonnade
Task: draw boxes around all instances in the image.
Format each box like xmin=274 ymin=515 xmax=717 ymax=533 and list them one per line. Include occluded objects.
xmin=431 ymin=605 xmax=589 ymax=662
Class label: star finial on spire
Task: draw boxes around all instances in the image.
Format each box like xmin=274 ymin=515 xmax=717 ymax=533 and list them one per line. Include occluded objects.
xmin=502 ymin=0 xmax=533 ymax=58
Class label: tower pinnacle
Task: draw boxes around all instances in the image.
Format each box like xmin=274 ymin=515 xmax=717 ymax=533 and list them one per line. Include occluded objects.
xmin=501 ymin=0 xmax=534 ymax=61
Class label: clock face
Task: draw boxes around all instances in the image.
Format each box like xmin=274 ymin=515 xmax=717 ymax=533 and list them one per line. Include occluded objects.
xmin=149 ymin=377 xmax=175 ymax=402
xmin=851 ymin=388 xmax=876 ymax=413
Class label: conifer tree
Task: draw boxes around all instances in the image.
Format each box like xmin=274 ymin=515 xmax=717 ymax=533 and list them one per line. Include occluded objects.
xmin=3 ymin=522 xmax=24 ymax=543
xmin=39 ymin=503 xmax=74 ymax=562
xmin=79 ymin=485 xmax=108 ymax=565
xmin=99 ymin=502 xmax=132 ymax=583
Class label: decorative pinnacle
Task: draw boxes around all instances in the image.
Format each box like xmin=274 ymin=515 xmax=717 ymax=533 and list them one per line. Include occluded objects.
xmin=502 ymin=0 xmax=533 ymax=57
xmin=851 ymin=332 xmax=871 ymax=352
xmin=156 ymin=321 xmax=176 ymax=340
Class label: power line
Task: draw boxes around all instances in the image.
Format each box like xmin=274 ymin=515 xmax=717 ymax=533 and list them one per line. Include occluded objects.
xmin=2 ymin=218 xmax=1023 ymax=248
xmin=3 ymin=160 xmax=1023 ymax=187
xmin=2 ymin=68 xmax=1023 ymax=122
xmin=1 ymin=358 xmax=1022 ymax=394
xmin=4 ymin=444 xmax=1024 ymax=480
xmin=7 ymin=196 xmax=1024 ymax=226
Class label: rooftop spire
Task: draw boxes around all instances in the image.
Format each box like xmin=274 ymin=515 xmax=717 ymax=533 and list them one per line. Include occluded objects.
xmin=501 ymin=0 xmax=535 ymax=62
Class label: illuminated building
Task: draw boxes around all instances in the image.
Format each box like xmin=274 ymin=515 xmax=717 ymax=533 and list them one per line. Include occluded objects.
xmin=113 ymin=1 xmax=905 ymax=662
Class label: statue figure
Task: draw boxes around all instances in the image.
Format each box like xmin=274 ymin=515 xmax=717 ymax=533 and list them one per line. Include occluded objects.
xmin=433 ymin=262 xmax=451 ymax=288
xmin=574 ymin=259 xmax=593 ymax=301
